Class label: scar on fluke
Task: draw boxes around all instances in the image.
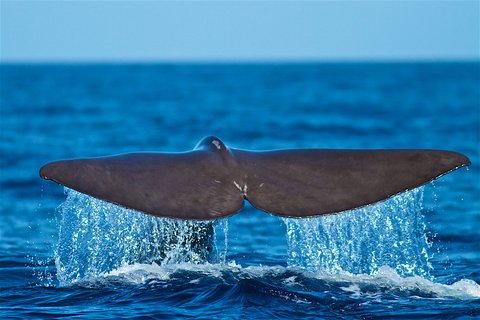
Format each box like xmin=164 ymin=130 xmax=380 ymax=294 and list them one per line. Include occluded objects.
xmin=40 ymin=135 xmax=470 ymax=220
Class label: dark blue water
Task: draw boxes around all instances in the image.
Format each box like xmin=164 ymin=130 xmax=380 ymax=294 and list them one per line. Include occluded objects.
xmin=1 ymin=63 xmax=479 ymax=319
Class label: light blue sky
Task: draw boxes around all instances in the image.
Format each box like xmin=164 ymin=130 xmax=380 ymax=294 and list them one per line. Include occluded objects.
xmin=1 ymin=1 xmax=479 ymax=62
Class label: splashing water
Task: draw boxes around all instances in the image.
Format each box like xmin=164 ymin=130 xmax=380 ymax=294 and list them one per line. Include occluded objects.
xmin=55 ymin=188 xmax=228 ymax=284
xmin=282 ymin=187 xmax=432 ymax=277
xmin=56 ymin=187 xmax=431 ymax=285
xmin=49 ymin=185 xmax=480 ymax=304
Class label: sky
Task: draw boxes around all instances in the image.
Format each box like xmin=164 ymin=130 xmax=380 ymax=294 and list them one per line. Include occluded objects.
xmin=1 ymin=1 xmax=479 ymax=62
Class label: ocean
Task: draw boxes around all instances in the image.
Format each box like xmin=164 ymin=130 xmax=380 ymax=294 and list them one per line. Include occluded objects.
xmin=0 ymin=62 xmax=479 ymax=319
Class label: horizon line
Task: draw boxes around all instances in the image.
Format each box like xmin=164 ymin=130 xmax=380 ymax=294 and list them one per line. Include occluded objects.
xmin=1 ymin=57 xmax=479 ymax=65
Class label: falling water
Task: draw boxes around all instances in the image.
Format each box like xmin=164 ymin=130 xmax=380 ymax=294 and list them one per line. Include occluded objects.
xmin=282 ymin=187 xmax=432 ymax=277
xmin=55 ymin=188 xmax=228 ymax=284
xmin=56 ymin=186 xmax=431 ymax=284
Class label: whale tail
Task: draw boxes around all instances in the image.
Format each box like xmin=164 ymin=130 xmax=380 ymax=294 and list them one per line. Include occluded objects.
xmin=40 ymin=136 xmax=470 ymax=220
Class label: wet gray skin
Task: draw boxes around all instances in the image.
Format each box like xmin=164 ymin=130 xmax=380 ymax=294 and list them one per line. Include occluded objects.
xmin=40 ymin=135 xmax=471 ymax=220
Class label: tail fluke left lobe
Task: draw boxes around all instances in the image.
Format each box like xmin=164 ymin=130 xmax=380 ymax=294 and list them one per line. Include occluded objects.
xmin=40 ymin=151 xmax=244 ymax=220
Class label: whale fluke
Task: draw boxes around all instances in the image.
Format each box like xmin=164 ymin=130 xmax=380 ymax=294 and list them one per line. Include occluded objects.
xmin=233 ymin=148 xmax=470 ymax=217
xmin=40 ymin=136 xmax=470 ymax=220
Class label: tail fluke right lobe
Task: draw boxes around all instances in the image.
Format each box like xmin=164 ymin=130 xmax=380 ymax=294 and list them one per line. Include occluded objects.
xmin=234 ymin=149 xmax=470 ymax=217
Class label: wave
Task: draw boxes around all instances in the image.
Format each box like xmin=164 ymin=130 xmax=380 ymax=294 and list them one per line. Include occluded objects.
xmin=73 ymin=262 xmax=480 ymax=300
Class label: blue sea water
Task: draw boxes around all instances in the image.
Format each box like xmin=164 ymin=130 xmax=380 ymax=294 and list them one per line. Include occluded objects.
xmin=0 ymin=62 xmax=479 ymax=319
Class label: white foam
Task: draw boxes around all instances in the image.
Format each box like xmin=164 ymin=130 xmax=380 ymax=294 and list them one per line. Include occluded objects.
xmin=105 ymin=262 xmax=171 ymax=282
xmin=81 ymin=262 xmax=480 ymax=300
xmin=314 ymin=266 xmax=480 ymax=300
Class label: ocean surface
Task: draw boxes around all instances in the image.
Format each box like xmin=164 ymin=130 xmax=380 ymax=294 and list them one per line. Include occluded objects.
xmin=0 ymin=62 xmax=479 ymax=319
